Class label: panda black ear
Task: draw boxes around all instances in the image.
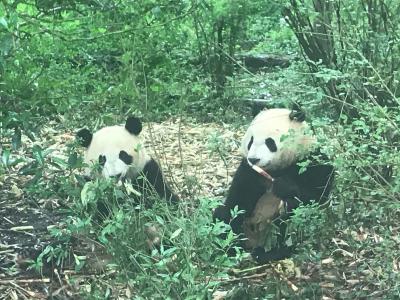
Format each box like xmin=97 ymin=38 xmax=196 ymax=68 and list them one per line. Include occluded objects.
xmin=251 ymin=102 xmax=268 ymax=117
xmin=125 ymin=116 xmax=142 ymax=135
xmin=76 ymin=128 xmax=92 ymax=148
xmin=289 ymin=104 xmax=306 ymax=122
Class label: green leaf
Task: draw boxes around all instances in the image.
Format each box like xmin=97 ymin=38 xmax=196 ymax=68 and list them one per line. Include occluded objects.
xmin=124 ymin=182 xmax=142 ymax=196
xmin=0 ymin=17 xmax=8 ymax=29
xmin=170 ymin=228 xmax=182 ymax=240
xmin=32 ymin=145 xmax=45 ymax=166
xmin=155 ymin=215 xmax=164 ymax=225
xmin=51 ymin=157 xmax=68 ymax=169
xmin=1 ymin=149 xmax=10 ymax=167
xmin=73 ymin=254 xmax=86 ymax=270
xmin=0 ymin=33 xmax=13 ymax=55
xmin=67 ymin=152 xmax=78 ymax=168
xmin=19 ymin=161 xmax=39 ymax=175
xmin=11 ymin=130 xmax=22 ymax=150
xmin=10 ymin=158 xmax=24 ymax=167
xmin=27 ymin=171 xmax=43 ymax=185
xmin=152 ymin=6 xmax=161 ymax=16
xmin=81 ymin=182 xmax=97 ymax=206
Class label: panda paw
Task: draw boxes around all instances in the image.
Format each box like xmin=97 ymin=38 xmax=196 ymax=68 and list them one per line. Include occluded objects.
xmin=251 ymin=246 xmax=293 ymax=263
xmin=213 ymin=205 xmax=231 ymax=224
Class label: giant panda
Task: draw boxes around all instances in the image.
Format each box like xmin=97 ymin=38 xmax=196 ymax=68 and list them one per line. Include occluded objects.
xmin=76 ymin=116 xmax=179 ymax=210
xmin=213 ymin=108 xmax=334 ymax=263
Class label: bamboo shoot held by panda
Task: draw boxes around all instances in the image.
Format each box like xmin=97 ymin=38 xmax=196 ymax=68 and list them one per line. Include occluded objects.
xmin=243 ymin=191 xmax=284 ymax=249
xmin=248 ymin=161 xmax=274 ymax=182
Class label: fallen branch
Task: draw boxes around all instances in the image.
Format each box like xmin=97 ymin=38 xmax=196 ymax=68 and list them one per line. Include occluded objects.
xmin=10 ymin=226 xmax=34 ymax=231
xmin=8 ymin=281 xmax=45 ymax=298
xmin=0 ymin=278 xmax=51 ymax=285
xmin=230 ymin=264 xmax=269 ymax=275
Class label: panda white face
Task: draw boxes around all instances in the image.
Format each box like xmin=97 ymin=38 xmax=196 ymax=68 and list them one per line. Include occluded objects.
xmin=77 ymin=117 xmax=150 ymax=180
xmin=97 ymin=149 xmax=137 ymax=178
xmin=84 ymin=126 xmax=148 ymax=179
xmin=245 ymin=133 xmax=279 ymax=169
xmin=98 ymin=152 xmax=129 ymax=178
xmin=241 ymin=108 xmax=315 ymax=171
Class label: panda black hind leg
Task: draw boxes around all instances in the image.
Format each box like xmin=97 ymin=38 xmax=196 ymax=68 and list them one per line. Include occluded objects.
xmin=139 ymin=158 xmax=179 ymax=205
xmin=252 ymin=219 xmax=294 ymax=263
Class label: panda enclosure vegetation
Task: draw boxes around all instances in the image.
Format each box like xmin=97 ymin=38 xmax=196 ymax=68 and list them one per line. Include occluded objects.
xmin=1 ymin=0 xmax=400 ymax=298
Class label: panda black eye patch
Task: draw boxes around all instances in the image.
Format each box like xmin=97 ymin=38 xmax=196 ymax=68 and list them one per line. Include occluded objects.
xmin=248 ymin=136 xmax=254 ymax=150
xmin=119 ymin=150 xmax=133 ymax=165
xmin=98 ymin=155 xmax=106 ymax=166
xmin=265 ymin=138 xmax=277 ymax=152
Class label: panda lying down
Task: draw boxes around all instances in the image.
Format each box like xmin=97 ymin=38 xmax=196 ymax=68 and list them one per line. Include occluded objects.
xmin=77 ymin=116 xmax=179 ymax=207
xmin=213 ymin=108 xmax=334 ymax=263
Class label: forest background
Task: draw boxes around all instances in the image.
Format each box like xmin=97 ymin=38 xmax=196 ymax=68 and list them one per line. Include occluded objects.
xmin=1 ymin=0 xmax=400 ymax=299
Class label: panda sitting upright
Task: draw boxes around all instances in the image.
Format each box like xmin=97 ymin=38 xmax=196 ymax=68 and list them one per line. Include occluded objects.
xmin=77 ymin=116 xmax=179 ymax=208
xmin=213 ymin=107 xmax=334 ymax=263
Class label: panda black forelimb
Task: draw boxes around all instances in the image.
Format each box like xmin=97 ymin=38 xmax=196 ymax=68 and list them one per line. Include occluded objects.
xmin=294 ymin=163 xmax=335 ymax=205
xmin=270 ymin=157 xmax=334 ymax=208
xmin=272 ymin=176 xmax=302 ymax=204
xmin=225 ymin=159 xmax=268 ymax=213
xmin=141 ymin=158 xmax=179 ymax=205
xmin=213 ymin=158 xmax=268 ymax=235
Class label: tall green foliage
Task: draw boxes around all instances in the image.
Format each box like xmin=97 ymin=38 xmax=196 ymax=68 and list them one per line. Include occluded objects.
xmin=282 ymin=0 xmax=400 ymax=190
xmin=283 ymin=0 xmax=400 ymax=112
xmin=0 ymin=0 xmax=264 ymax=129
xmin=281 ymin=2 xmax=400 ymax=297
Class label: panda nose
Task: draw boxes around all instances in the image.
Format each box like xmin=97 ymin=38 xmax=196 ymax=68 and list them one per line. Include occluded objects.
xmin=248 ymin=158 xmax=260 ymax=165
